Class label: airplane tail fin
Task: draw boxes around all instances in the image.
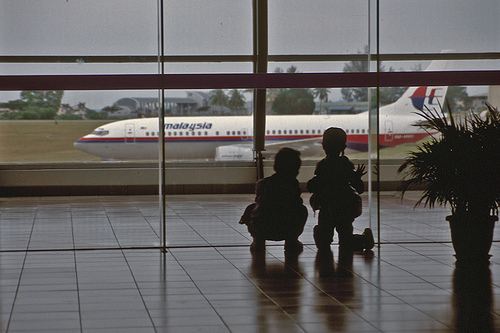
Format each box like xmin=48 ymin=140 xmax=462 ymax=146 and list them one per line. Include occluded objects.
xmin=382 ymin=58 xmax=454 ymax=115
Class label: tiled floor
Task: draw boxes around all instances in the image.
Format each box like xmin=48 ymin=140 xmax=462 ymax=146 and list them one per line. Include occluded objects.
xmin=1 ymin=192 xmax=499 ymax=332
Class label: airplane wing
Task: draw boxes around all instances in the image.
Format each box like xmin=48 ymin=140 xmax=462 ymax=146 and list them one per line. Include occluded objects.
xmin=215 ymin=137 xmax=325 ymax=161
xmin=262 ymin=137 xmax=324 ymax=158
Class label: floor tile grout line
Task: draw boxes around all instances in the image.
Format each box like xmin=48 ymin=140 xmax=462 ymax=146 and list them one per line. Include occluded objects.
xmin=5 ymin=240 xmax=500 ymax=254
xmin=136 ymin=202 xmax=161 ymax=241
xmin=70 ymin=207 xmax=84 ymax=333
xmin=210 ymin=246 xmax=367 ymax=333
xmin=360 ymin=244 xmax=456 ymax=329
xmin=271 ymin=250 xmax=383 ymax=332
xmin=5 ymin=203 xmax=39 ymax=333
xmin=166 ymin=249 xmax=235 ymax=333
xmin=119 ymin=249 xmax=158 ymax=333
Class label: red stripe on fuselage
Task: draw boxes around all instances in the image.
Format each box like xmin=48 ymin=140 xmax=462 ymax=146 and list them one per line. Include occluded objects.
xmin=77 ymin=132 xmax=431 ymax=146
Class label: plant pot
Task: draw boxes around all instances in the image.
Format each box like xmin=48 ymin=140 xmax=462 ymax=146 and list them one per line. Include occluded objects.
xmin=447 ymin=215 xmax=498 ymax=266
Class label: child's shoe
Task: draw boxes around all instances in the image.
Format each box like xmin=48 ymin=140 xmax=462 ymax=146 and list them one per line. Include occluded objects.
xmin=285 ymin=239 xmax=303 ymax=254
xmin=362 ymin=228 xmax=375 ymax=250
xmin=250 ymin=238 xmax=265 ymax=253
xmin=313 ymin=225 xmax=331 ymax=251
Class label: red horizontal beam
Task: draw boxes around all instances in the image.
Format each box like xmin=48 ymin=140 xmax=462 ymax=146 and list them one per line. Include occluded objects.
xmin=1 ymin=71 xmax=499 ymax=91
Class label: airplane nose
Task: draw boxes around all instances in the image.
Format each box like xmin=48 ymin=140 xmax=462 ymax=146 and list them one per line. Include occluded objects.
xmin=74 ymin=138 xmax=87 ymax=153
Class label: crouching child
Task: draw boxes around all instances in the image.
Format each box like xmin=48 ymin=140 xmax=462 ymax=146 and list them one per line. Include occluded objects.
xmin=240 ymin=148 xmax=307 ymax=253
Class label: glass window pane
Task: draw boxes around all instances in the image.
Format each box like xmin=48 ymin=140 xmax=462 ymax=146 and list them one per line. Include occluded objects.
xmin=0 ymin=63 xmax=158 ymax=76
xmin=268 ymin=61 xmax=348 ymax=73
xmin=164 ymin=62 xmax=253 ymax=74
xmin=163 ymin=0 xmax=253 ymax=55
xmin=380 ymin=0 xmax=500 ymax=53
xmin=0 ymin=88 xmax=255 ymax=163
xmin=268 ymin=1 xmax=368 ymax=55
xmin=0 ymin=0 xmax=158 ymax=56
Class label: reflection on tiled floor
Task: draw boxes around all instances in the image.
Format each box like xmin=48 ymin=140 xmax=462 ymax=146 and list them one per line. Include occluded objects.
xmin=1 ymin=193 xmax=499 ymax=332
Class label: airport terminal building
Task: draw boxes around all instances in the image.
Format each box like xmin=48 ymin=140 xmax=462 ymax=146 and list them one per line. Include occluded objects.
xmin=113 ymin=91 xmax=216 ymax=118
xmin=0 ymin=1 xmax=499 ymax=332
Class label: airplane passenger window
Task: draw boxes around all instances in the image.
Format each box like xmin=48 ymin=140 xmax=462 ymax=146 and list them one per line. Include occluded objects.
xmin=306 ymin=130 xmax=309 ymax=134
xmin=278 ymin=130 xmax=281 ymax=134
xmin=300 ymin=130 xmax=303 ymax=134
xmin=168 ymin=132 xmax=171 ymax=136
xmin=362 ymin=129 xmax=365 ymax=133
xmin=216 ymin=131 xmax=219 ymax=135
xmin=346 ymin=130 xmax=349 ymax=134
xmin=204 ymin=131 xmax=208 ymax=135
xmin=356 ymin=129 xmax=360 ymax=134
xmin=237 ymin=131 xmax=241 ymax=135
xmin=232 ymin=131 xmax=235 ymax=135
xmin=226 ymin=131 xmax=230 ymax=135
xmin=272 ymin=130 xmax=275 ymax=134
xmin=295 ymin=130 xmax=298 ymax=134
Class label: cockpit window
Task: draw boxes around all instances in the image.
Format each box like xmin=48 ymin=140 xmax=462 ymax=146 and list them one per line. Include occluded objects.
xmin=91 ymin=130 xmax=109 ymax=136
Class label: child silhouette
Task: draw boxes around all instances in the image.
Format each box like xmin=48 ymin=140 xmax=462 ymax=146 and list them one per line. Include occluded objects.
xmin=240 ymin=148 xmax=307 ymax=253
xmin=307 ymin=127 xmax=374 ymax=251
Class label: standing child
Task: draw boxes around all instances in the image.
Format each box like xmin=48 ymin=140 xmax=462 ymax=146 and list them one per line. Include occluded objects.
xmin=240 ymin=148 xmax=308 ymax=253
xmin=307 ymin=127 xmax=374 ymax=251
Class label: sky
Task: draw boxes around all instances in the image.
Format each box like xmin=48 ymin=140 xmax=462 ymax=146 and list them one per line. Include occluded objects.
xmin=0 ymin=0 xmax=498 ymax=109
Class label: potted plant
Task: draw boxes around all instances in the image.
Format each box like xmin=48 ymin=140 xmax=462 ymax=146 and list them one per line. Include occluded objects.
xmin=398 ymin=102 xmax=500 ymax=266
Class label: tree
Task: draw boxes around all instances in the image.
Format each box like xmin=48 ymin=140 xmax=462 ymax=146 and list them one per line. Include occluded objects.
xmin=36 ymin=107 xmax=58 ymax=120
xmin=1 ymin=90 xmax=64 ymax=120
xmin=20 ymin=90 xmax=64 ymax=109
xmin=86 ymin=109 xmax=108 ymax=120
xmin=446 ymin=86 xmax=472 ymax=112
xmin=266 ymin=66 xmax=300 ymax=111
xmin=341 ymin=46 xmax=387 ymax=102
xmin=271 ymin=88 xmax=315 ymax=115
xmin=341 ymin=47 xmax=370 ymax=102
xmin=313 ymin=88 xmax=330 ymax=113
xmin=0 ymin=99 xmax=25 ymax=111
xmin=340 ymin=48 xmax=429 ymax=107
xmin=102 ymin=104 xmax=121 ymax=115
xmin=209 ymin=89 xmax=228 ymax=112
xmin=227 ymin=89 xmax=246 ymax=112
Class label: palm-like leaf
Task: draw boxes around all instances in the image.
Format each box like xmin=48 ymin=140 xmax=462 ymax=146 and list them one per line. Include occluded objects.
xmin=398 ymin=102 xmax=500 ymax=218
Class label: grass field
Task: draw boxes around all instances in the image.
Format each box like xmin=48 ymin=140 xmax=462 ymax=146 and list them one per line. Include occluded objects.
xmin=0 ymin=120 xmax=109 ymax=163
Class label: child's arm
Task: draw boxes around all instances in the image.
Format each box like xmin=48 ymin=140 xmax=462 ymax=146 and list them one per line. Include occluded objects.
xmin=307 ymin=175 xmax=321 ymax=193
xmin=351 ymin=164 xmax=366 ymax=194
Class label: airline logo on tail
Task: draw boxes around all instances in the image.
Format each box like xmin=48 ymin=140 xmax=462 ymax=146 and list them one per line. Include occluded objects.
xmin=410 ymin=87 xmax=444 ymax=110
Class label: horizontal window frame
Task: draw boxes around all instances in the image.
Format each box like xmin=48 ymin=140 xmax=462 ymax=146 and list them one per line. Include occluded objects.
xmin=1 ymin=52 xmax=499 ymax=63
xmin=1 ymin=71 xmax=499 ymax=91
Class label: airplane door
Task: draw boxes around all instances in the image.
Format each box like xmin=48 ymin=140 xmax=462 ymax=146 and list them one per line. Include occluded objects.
xmin=125 ymin=123 xmax=135 ymax=143
xmin=384 ymin=120 xmax=394 ymax=142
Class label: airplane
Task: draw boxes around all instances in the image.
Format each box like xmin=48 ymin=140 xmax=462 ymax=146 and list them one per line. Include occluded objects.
xmin=74 ymin=60 xmax=452 ymax=161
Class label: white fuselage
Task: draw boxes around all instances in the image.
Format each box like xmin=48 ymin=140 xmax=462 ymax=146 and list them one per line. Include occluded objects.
xmin=74 ymin=60 xmax=452 ymax=161
xmin=74 ymin=112 xmax=428 ymax=161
